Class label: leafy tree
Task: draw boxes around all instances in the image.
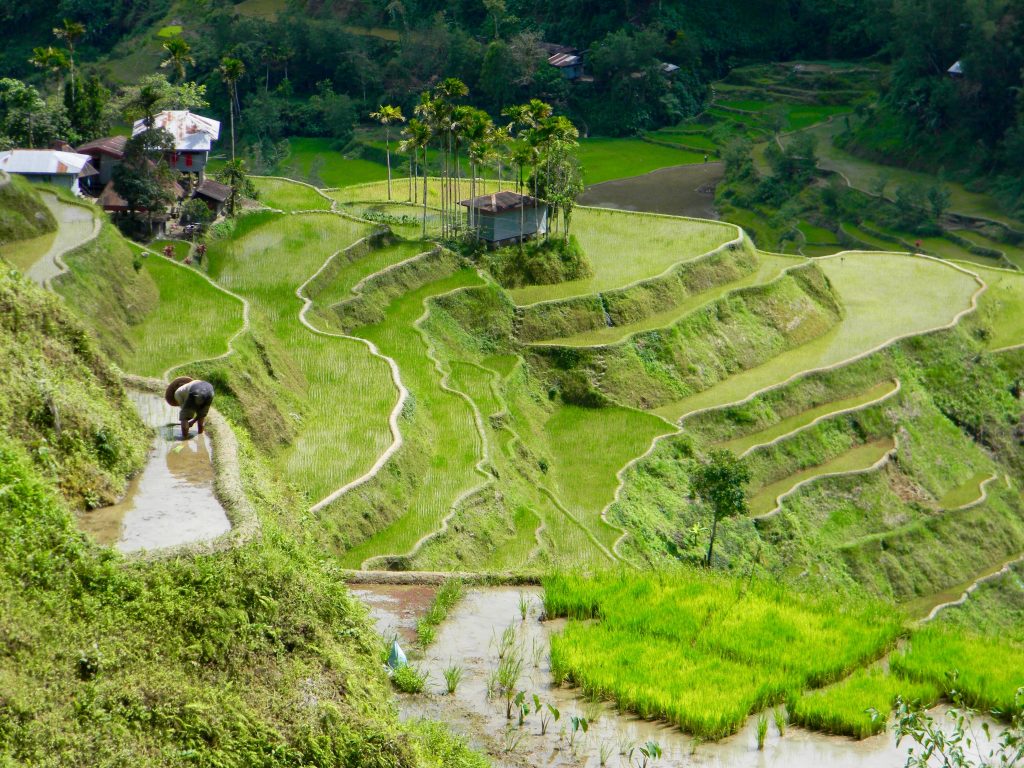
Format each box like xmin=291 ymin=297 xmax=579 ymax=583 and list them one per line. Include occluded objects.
xmin=690 ymin=450 xmax=750 ymax=568
xmin=112 ymin=128 xmax=177 ymax=233
xmin=115 ymin=75 xmax=209 ymax=127
xmin=161 ymin=37 xmax=195 ymax=82
xmin=369 ymin=104 xmax=404 ymax=201
xmin=927 ymin=183 xmax=951 ymax=220
xmin=0 ymin=78 xmax=52 ymax=147
xmin=215 ymin=158 xmax=257 ymax=216
xmin=179 ymin=197 xmax=214 ymax=225
xmin=64 ymin=75 xmax=110 ymax=142
xmin=479 ymin=41 xmax=516 ymax=112
xmin=219 ymin=57 xmax=245 ymax=161
xmin=482 ymin=0 xmax=505 ymax=39
xmin=28 ymin=46 xmax=69 ymax=94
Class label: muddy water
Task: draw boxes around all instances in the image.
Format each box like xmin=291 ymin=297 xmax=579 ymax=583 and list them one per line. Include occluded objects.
xmin=360 ymin=586 xmax=998 ymax=768
xmin=351 ymin=584 xmax=437 ymax=646
xmin=77 ymin=392 xmax=230 ymax=552
xmin=579 ymin=163 xmax=724 ymax=219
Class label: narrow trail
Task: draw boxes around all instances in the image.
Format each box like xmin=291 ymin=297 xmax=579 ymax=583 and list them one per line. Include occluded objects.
xmin=26 ymin=192 xmax=101 ymax=289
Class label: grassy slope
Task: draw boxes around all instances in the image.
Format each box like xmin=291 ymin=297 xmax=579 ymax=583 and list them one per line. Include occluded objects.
xmin=252 ymin=176 xmax=332 ymax=211
xmin=0 ymin=176 xmax=58 ymax=269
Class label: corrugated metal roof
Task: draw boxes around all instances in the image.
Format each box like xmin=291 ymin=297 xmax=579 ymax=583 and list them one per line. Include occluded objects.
xmin=194 ymin=179 xmax=232 ymax=202
xmin=459 ymin=191 xmax=544 ymax=213
xmin=548 ymin=52 xmax=581 ymax=67
xmin=132 ymin=110 xmax=221 ymax=151
xmin=0 ymin=149 xmax=93 ymax=175
xmin=77 ymin=135 xmax=127 ymax=157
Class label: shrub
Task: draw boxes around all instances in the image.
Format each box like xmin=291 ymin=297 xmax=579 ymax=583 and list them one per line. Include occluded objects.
xmin=392 ymin=664 xmax=427 ymax=694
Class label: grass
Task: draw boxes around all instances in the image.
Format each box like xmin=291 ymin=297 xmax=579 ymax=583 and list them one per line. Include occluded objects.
xmin=530 ymin=252 xmax=797 ymax=347
xmin=273 ymin=137 xmax=392 ymax=187
xmin=544 ymin=569 xmax=904 ymax=740
xmin=969 ymin=263 xmax=1024 ymax=349
xmin=120 ymin=253 xmax=244 ymax=378
xmin=717 ymin=379 xmax=898 ymax=455
xmin=156 ymin=24 xmax=182 ymax=37
xmin=336 ymin=269 xmax=487 ymax=567
xmin=232 ymin=0 xmax=287 ymax=18
xmin=147 ymin=238 xmax=190 ymax=261
xmin=252 ymin=177 xmax=332 ymax=211
xmin=311 ymin=240 xmax=431 ymax=310
xmin=956 ymin=230 xmax=1024 ymax=270
xmin=0 ymin=230 xmax=56 ymax=271
xmin=206 ymin=212 xmax=398 ymax=501
xmin=797 ymin=220 xmax=839 ymax=245
xmin=577 ymin=138 xmax=705 ymax=184
xmin=543 ymin=405 xmax=676 ymax=552
xmin=655 ymin=252 xmax=980 ymax=420
xmin=789 ymin=668 xmax=941 ymax=738
xmin=746 ymin=436 xmax=895 ymax=517
xmin=892 ymin=625 xmax=1024 ymax=713
xmin=508 ymin=208 xmax=738 ymax=305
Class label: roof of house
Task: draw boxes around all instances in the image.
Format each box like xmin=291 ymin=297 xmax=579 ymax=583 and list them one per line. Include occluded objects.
xmin=948 ymin=60 xmax=964 ymax=76
xmin=194 ymin=178 xmax=232 ymax=203
xmin=132 ymin=110 xmax=221 ymax=152
xmin=459 ymin=191 xmax=544 ymax=213
xmin=0 ymin=149 xmax=94 ymax=176
xmin=77 ymin=135 xmax=127 ymax=158
xmin=539 ymin=42 xmax=576 ymax=56
xmin=97 ymin=180 xmax=129 ymax=210
xmin=661 ymin=62 xmax=680 ymax=74
xmin=548 ymin=52 xmax=582 ymax=68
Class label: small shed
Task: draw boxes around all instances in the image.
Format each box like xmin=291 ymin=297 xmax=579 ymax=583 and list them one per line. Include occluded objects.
xmin=459 ymin=191 xmax=548 ymax=245
xmin=0 ymin=149 xmax=95 ymax=194
xmin=542 ymin=43 xmax=584 ymax=81
xmin=193 ymin=178 xmax=232 ymax=216
xmin=948 ymin=60 xmax=964 ymax=78
xmin=77 ymin=135 xmax=127 ymax=188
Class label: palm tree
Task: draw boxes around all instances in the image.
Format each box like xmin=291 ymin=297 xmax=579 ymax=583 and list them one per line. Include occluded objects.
xmin=161 ymin=37 xmax=195 ymax=82
xmin=217 ymin=158 xmax=255 ymax=216
xmin=29 ymin=46 xmax=69 ymax=94
xmin=402 ymin=117 xmax=432 ymax=237
xmin=53 ymin=19 xmax=85 ymax=100
xmin=370 ymin=105 xmax=405 ymax=201
xmin=219 ymin=57 xmax=245 ymax=161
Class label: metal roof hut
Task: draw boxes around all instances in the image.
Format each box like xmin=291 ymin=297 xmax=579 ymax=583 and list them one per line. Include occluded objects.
xmin=0 ymin=149 xmax=95 ymax=195
xmin=459 ymin=191 xmax=548 ymax=245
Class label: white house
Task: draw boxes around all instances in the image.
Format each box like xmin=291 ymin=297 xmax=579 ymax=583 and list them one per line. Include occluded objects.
xmin=132 ymin=110 xmax=221 ymax=178
xmin=0 ymin=149 xmax=96 ymax=194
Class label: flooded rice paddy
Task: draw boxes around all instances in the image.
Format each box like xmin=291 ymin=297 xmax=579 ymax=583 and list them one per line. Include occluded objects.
xmin=77 ymin=391 xmax=230 ymax=552
xmin=357 ymin=585 xmax=991 ymax=768
xmin=579 ymin=163 xmax=724 ymax=219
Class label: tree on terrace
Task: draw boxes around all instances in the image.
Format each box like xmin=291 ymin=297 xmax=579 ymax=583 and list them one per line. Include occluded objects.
xmin=370 ymin=104 xmax=405 ymax=201
xmin=690 ymin=449 xmax=750 ymax=568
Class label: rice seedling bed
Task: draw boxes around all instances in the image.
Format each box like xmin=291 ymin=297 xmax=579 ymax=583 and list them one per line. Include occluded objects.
xmin=576 ymin=138 xmax=705 ymax=184
xmin=253 ymin=177 xmax=331 ymax=211
xmin=939 ymin=470 xmax=993 ymax=509
xmin=271 ymin=137 xmax=393 ymax=187
xmin=0 ymin=230 xmax=56 ymax=272
xmin=789 ymin=668 xmax=941 ymax=739
xmin=802 ymin=243 xmax=845 ymax=257
xmin=916 ymin=236 xmax=981 ymax=263
xmin=543 ymin=405 xmax=675 ymax=552
xmin=529 ymin=253 xmax=796 ymax=347
xmin=840 ymin=223 xmax=897 ymax=250
xmin=797 ymin=221 xmax=839 ymax=245
xmin=891 ymin=625 xmax=1024 ymax=713
xmin=654 ymin=252 xmax=979 ymax=421
xmin=509 ymin=208 xmax=738 ymax=305
xmin=206 ymin=212 xmax=398 ymax=499
xmin=337 ymin=269 xmax=488 ymax=567
xmin=717 ymin=380 xmax=898 ymax=456
xmin=645 ymin=131 xmax=718 ymax=151
xmin=339 ymin=202 xmax=441 ymax=239
xmin=746 ymin=437 xmax=895 ymax=517
xmin=120 ymin=255 xmax=244 ymax=378
xmin=312 ymin=240 xmax=430 ymax=310
xmin=969 ymin=263 xmax=1024 ymax=349
xmin=544 ymin=570 xmax=904 ymax=740
xmin=326 ymin=178 xmax=504 ymax=207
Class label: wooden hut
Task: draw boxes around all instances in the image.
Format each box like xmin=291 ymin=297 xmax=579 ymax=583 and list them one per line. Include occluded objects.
xmin=459 ymin=191 xmax=548 ymax=245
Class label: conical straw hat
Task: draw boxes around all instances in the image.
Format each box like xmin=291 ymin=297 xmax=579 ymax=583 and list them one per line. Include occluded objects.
xmin=165 ymin=376 xmax=194 ymax=407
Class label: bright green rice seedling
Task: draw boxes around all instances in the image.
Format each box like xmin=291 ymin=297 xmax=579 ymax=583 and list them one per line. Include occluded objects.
xmin=789 ymin=667 xmax=940 ymax=739
xmin=443 ymin=664 xmax=464 ymax=694
xmin=891 ymin=626 xmax=1024 ymax=714
xmin=252 ymin=177 xmax=331 ymax=211
xmin=417 ymin=579 xmax=465 ymax=649
xmin=545 ymin=569 xmax=904 ymax=740
xmin=392 ymin=663 xmax=427 ymax=694
xmin=756 ymin=713 xmax=768 ymax=749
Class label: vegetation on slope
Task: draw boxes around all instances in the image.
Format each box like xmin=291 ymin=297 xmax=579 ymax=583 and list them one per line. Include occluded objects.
xmin=0 ymin=175 xmax=56 ymax=245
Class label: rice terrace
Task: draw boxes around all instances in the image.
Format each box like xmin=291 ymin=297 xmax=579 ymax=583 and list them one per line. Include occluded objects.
xmin=2 ymin=3 xmax=1024 ymax=766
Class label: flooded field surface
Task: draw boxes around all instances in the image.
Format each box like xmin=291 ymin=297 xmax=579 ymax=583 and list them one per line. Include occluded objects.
xmin=77 ymin=391 xmax=230 ymax=552
xmin=358 ymin=586 xmax=994 ymax=768
xmin=352 ymin=584 xmax=438 ymax=646
xmin=579 ymin=163 xmax=724 ymax=219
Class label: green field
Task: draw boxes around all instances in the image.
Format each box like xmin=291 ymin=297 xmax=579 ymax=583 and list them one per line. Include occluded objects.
xmin=577 ymin=138 xmax=705 ymax=184
xmin=273 ymin=138 xmax=394 ymax=188
xmin=938 ymin=470 xmax=993 ymax=509
xmin=509 ymin=208 xmax=738 ymax=305
xmin=120 ymin=254 xmax=244 ymax=378
xmin=655 ymin=252 xmax=980 ymax=420
xmin=0 ymin=230 xmax=56 ymax=272
xmin=545 ymin=570 xmax=903 ymax=740
xmin=970 ymin=263 xmax=1024 ymax=349
xmin=311 ymin=240 xmax=431 ymax=310
xmin=253 ymin=177 xmax=332 ymax=211
xmin=956 ymin=230 xmax=1024 ymax=270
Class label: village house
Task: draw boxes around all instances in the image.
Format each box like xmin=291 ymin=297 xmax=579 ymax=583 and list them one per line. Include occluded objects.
xmin=132 ymin=110 xmax=221 ymax=180
xmin=459 ymin=191 xmax=548 ymax=245
xmin=76 ymin=135 xmax=127 ymax=192
xmin=192 ymin=178 xmax=232 ymax=217
xmin=0 ymin=149 xmax=96 ymax=195
xmin=541 ymin=43 xmax=585 ymax=81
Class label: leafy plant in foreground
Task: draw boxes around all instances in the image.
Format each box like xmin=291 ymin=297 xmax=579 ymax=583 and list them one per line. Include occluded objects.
xmin=535 ymin=695 xmax=560 ymax=735
xmin=443 ymin=663 xmax=463 ymax=694
xmin=690 ymin=449 xmax=750 ymax=567
xmin=628 ymin=740 xmax=662 ymax=767
xmin=756 ymin=712 xmax=768 ymax=749
xmin=392 ymin=664 xmax=427 ymax=694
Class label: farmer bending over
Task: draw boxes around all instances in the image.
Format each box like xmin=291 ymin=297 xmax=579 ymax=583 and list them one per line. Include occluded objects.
xmin=165 ymin=376 xmax=215 ymax=438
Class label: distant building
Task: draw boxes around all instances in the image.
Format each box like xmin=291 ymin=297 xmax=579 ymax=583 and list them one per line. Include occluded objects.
xmin=541 ymin=43 xmax=584 ymax=81
xmin=948 ymin=60 xmax=964 ymax=78
xmin=132 ymin=110 xmax=221 ymax=178
xmin=661 ymin=62 xmax=680 ymax=76
xmin=459 ymin=191 xmax=548 ymax=245
xmin=76 ymin=135 xmax=127 ymax=190
xmin=0 ymin=149 xmax=96 ymax=194
xmin=193 ymin=178 xmax=232 ymax=217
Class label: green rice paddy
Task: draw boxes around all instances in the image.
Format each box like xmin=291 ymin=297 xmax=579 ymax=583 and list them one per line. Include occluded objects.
xmin=0 ymin=230 xmax=57 ymax=272
xmin=274 ymin=138 xmax=393 ymax=188
xmin=120 ymin=254 xmax=244 ymax=378
xmin=970 ymin=263 xmax=1024 ymax=349
xmin=747 ymin=437 xmax=895 ymax=517
xmin=938 ymin=470 xmax=994 ymax=510
xmin=956 ymin=230 xmax=1024 ymax=270
xmin=311 ymin=240 xmax=431 ymax=310
xmin=655 ymin=252 xmax=980 ymax=421
xmin=253 ymin=177 xmax=332 ymax=211
xmin=545 ymin=570 xmax=904 ymax=740
xmin=509 ymin=208 xmax=739 ymax=305
xmin=717 ymin=379 xmax=898 ymax=456
xmin=576 ymin=138 xmax=705 ymax=184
